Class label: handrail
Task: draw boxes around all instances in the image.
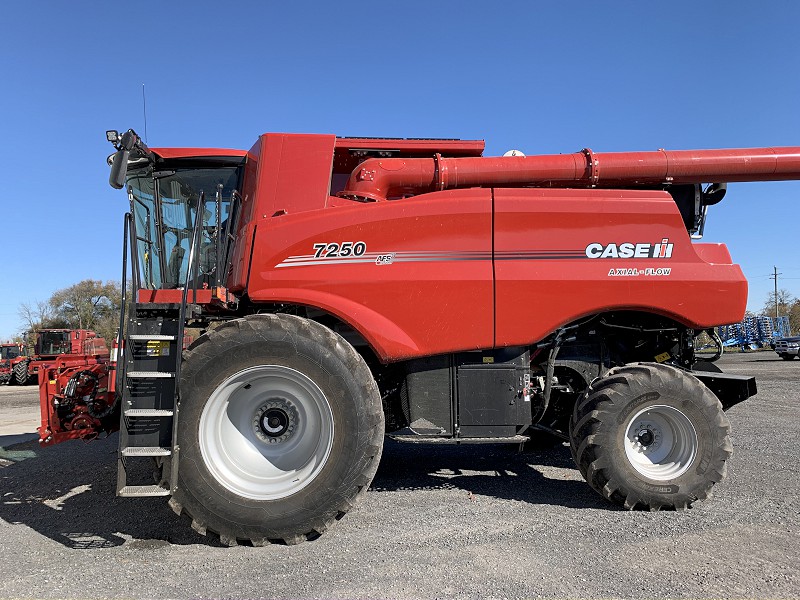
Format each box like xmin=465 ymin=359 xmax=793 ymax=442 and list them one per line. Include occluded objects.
xmin=115 ymin=213 xmax=131 ymax=406
xmin=214 ymin=184 xmax=223 ymax=288
xmin=219 ymin=190 xmax=242 ymax=286
xmin=176 ymin=190 xmax=205 ymax=385
xmin=127 ymin=187 xmax=143 ymax=291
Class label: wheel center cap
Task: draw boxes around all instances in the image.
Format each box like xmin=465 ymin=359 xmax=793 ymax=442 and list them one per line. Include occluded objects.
xmin=253 ymin=399 xmax=298 ymax=445
xmin=637 ymin=429 xmax=655 ymax=447
xmin=262 ymin=409 xmax=289 ymax=436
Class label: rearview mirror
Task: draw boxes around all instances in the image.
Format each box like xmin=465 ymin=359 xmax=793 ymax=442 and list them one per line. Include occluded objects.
xmin=109 ymin=149 xmax=129 ymax=189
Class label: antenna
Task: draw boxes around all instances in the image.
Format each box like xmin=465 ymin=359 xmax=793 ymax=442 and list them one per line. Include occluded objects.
xmin=142 ymin=83 xmax=148 ymax=144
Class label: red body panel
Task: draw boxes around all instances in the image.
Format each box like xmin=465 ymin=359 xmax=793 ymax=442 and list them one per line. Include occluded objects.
xmin=493 ymin=189 xmax=746 ymax=346
xmin=228 ymin=134 xmax=337 ymax=292
xmin=333 ymin=137 xmax=484 ymax=155
xmin=247 ymin=188 xmax=494 ymax=360
xmin=244 ymin=186 xmax=747 ymax=362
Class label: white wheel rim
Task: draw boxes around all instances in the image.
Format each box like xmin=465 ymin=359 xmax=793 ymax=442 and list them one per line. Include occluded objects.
xmin=199 ymin=365 xmax=334 ymax=500
xmin=624 ymin=404 xmax=697 ymax=480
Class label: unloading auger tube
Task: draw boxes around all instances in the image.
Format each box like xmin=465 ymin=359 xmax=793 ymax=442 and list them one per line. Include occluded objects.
xmin=338 ymin=146 xmax=800 ymax=201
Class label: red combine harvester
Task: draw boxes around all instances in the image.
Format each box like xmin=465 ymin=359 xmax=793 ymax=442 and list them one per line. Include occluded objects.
xmin=58 ymin=129 xmax=798 ymax=545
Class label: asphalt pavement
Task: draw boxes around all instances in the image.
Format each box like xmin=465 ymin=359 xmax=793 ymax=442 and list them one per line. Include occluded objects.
xmin=0 ymin=352 xmax=798 ymax=599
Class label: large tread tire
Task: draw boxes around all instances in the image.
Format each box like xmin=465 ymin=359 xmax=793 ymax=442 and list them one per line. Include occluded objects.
xmin=171 ymin=314 xmax=384 ymax=545
xmin=13 ymin=359 xmax=31 ymax=386
xmin=569 ymin=362 xmax=732 ymax=511
xmin=0 ymin=371 xmax=10 ymax=385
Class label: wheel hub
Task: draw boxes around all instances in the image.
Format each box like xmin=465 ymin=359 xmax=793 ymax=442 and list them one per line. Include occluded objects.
xmin=632 ymin=424 xmax=661 ymax=452
xmin=253 ymin=400 xmax=298 ymax=444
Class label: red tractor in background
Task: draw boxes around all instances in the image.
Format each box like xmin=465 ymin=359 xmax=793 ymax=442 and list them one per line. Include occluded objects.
xmin=0 ymin=342 xmax=25 ymax=385
xmin=12 ymin=329 xmax=108 ymax=386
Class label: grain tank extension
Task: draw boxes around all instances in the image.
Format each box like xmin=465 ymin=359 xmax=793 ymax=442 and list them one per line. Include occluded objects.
xmin=87 ymin=129 xmax=800 ymax=544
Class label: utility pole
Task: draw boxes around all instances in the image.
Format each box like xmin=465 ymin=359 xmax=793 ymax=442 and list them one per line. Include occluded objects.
xmin=770 ymin=266 xmax=782 ymax=318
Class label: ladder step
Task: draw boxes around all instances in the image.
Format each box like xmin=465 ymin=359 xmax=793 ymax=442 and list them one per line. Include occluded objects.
xmin=122 ymin=447 xmax=172 ymax=457
xmin=124 ymin=409 xmax=174 ymax=417
xmin=118 ymin=485 xmax=170 ymax=497
xmin=128 ymin=371 xmax=175 ymax=379
xmin=129 ymin=334 xmax=177 ymax=341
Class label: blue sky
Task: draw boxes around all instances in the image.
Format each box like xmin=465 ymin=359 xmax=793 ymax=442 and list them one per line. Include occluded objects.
xmin=1 ymin=2 xmax=799 ymax=340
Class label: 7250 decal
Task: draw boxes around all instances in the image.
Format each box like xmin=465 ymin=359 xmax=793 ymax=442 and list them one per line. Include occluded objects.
xmin=312 ymin=241 xmax=367 ymax=258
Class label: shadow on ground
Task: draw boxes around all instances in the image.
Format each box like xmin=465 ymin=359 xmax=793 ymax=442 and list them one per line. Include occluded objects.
xmin=0 ymin=434 xmax=609 ymax=550
xmin=371 ymin=438 xmax=608 ymax=510
xmin=0 ymin=435 xmax=219 ymax=550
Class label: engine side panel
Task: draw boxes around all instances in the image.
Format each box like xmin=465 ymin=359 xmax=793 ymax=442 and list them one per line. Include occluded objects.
xmin=494 ymin=188 xmax=748 ymax=347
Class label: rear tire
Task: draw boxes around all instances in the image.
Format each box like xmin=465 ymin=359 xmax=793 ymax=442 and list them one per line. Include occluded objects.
xmin=171 ymin=314 xmax=384 ymax=545
xmin=569 ymin=363 xmax=732 ymax=510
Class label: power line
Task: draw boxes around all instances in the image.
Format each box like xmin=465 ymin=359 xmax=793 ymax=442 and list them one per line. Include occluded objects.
xmin=770 ymin=266 xmax=783 ymax=318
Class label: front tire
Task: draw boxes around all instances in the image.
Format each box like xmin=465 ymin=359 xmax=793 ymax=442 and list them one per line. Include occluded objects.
xmin=13 ymin=359 xmax=30 ymax=386
xmin=171 ymin=314 xmax=384 ymax=545
xmin=781 ymin=354 xmax=795 ymax=361
xmin=569 ymin=363 xmax=732 ymax=510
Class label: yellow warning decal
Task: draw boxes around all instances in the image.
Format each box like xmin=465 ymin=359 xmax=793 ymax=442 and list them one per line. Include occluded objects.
xmin=654 ymin=352 xmax=670 ymax=363
xmin=146 ymin=341 xmax=170 ymax=357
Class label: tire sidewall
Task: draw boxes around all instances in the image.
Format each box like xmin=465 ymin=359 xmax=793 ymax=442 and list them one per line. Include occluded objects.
xmin=600 ymin=380 xmax=720 ymax=501
xmin=176 ymin=316 xmax=380 ymax=539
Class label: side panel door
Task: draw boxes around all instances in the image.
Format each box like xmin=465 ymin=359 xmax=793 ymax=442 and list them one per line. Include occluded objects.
xmin=493 ymin=188 xmax=736 ymax=347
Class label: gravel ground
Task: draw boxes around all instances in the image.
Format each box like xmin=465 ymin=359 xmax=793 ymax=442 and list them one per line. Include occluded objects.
xmin=0 ymin=352 xmax=798 ymax=599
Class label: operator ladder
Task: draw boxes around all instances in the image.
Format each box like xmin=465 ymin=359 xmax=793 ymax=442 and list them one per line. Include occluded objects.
xmin=116 ymin=306 xmax=181 ymax=497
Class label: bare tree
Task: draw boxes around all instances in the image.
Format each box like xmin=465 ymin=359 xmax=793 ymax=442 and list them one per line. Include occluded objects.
xmin=761 ymin=289 xmax=797 ymax=319
xmin=17 ymin=300 xmax=57 ymax=333
xmin=790 ymin=300 xmax=800 ymax=336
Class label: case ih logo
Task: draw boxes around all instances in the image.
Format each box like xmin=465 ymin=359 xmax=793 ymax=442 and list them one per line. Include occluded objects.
xmin=585 ymin=238 xmax=673 ymax=259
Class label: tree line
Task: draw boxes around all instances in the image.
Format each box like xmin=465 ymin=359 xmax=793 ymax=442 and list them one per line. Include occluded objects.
xmin=17 ymin=280 xmax=122 ymax=349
